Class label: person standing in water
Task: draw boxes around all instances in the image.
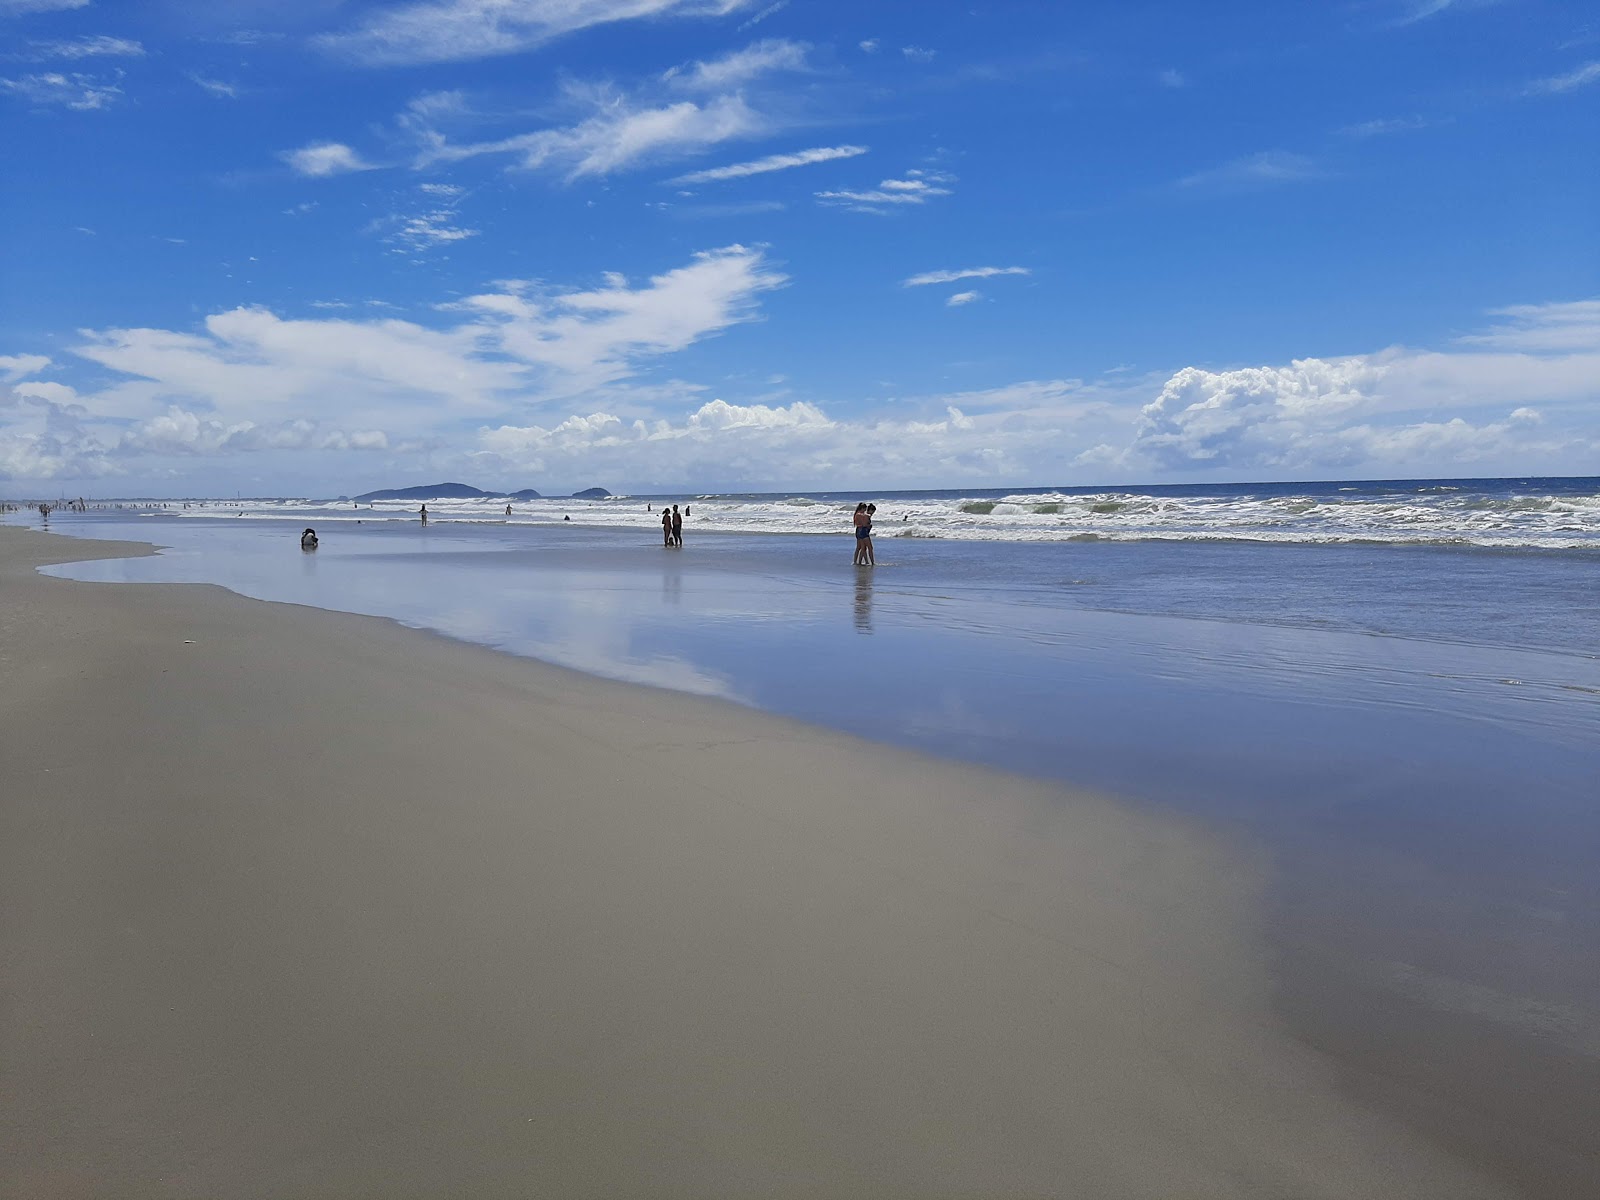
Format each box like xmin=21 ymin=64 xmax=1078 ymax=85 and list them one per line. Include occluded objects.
xmin=862 ymin=503 xmax=877 ymax=565
xmin=852 ymin=502 xmax=870 ymax=565
xmin=670 ymin=504 xmax=683 ymax=547
xmin=661 ymin=507 xmax=674 ymax=546
xmin=419 ymin=504 xmax=429 ymax=526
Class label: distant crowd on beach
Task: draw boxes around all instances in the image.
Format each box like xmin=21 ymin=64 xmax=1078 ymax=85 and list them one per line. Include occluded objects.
xmin=416 ymin=496 xmax=880 ymax=562
xmin=10 ymin=494 xmax=886 ymax=568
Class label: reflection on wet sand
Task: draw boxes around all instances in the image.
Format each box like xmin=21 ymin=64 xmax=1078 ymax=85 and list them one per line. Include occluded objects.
xmin=854 ymin=570 xmax=873 ymax=634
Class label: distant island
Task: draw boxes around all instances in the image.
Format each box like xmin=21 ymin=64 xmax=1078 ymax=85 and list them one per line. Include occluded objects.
xmin=351 ymin=482 xmax=611 ymax=502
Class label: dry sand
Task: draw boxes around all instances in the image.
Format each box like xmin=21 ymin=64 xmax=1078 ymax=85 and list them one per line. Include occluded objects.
xmin=1 ymin=526 xmax=1515 ymax=1198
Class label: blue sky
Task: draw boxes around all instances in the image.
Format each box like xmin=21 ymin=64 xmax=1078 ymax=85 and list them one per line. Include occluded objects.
xmin=2 ymin=0 xmax=1596 ymax=496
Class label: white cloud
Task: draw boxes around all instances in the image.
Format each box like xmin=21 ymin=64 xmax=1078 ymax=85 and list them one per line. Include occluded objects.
xmin=736 ymin=0 xmax=786 ymax=30
xmin=9 ymin=294 xmax=1595 ymax=489
xmin=1159 ymin=69 xmax=1185 ymax=88
xmin=452 ymin=245 xmax=785 ymax=391
xmin=817 ymin=169 xmax=955 ymax=211
xmin=663 ymin=38 xmax=806 ymax=90
xmin=1455 ymin=300 xmax=1600 ymax=352
xmin=421 ymin=91 xmax=765 ymax=179
xmin=0 ymin=246 xmax=787 ymax=477
xmin=902 ymin=45 xmax=936 ymax=63
xmin=28 ymin=35 xmax=142 ymax=58
xmin=388 ymin=211 xmax=479 ymax=253
xmin=0 ymin=353 xmax=50 ymax=382
xmin=0 ymin=70 xmax=122 ymax=110
xmin=859 ymin=38 xmax=878 ymax=53
xmin=1127 ymin=301 xmax=1600 ymax=473
xmin=1177 ymin=151 xmax=1322 ymax=190
xmin=121 ymin=408 xmax=391 ymax=456
xmin=669 ymin=143 xmax=866 ymax=184
xmin=283 ymin=141 xmax=377 ymax=177
xmin=467 ymin=384 xmax=1110 ymax=490
xmin=0 ymin=0 xmax=90 ymax=13
xmin=903 ymin=265 xmax=1029 ymax=287
xmin=317 ymin=0 xmax=755 ymax=67
xmin=947 ymin=291 xmax=981 ymax=307
xmin=190 ymin=75 xmax=239 ymax=99
xmin=1525 ymin=60 xmax=1600 ymax=95
xmin=1337 ymin=115 xmax=1429 ymax=138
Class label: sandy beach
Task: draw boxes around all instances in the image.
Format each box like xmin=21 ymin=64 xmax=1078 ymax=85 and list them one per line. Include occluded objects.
xmin=0 ymin=525 xmax=1521 ymax=1198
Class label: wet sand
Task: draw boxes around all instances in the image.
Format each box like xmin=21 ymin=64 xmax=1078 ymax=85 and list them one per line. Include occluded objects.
xmin=1 ymin=526 xmax=1516 ymax=1198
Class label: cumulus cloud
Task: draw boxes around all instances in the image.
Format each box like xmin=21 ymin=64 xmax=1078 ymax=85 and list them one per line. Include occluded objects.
xmin=9 ymin=292 xmax=1596 ymax=488
xmin=669 ymin=144 xmax=866 ymax=185
xmin=1126 ymin=300 xmax=1600 ymax=473
xmin=282 ymin=141 xmax=377 ymax=177
xmin=466 ymin=384 xmax=1114 ymax=491
xmin=0 ymin=353 xmax=50 ymax=382
xmin=903 ymin=265 xmax=1028 ymax=287
xmin=121 ymin=408 xmax=391 ymax=456
xmin=0 ymin=245 xmax=787 ymax=479
xmin=317 ymin=0 xmax=754 ymax=67
xmin=947 ymin=291 xmax=980 ymax=307
xmin=0 ymin=70 xmax=122 ymax=110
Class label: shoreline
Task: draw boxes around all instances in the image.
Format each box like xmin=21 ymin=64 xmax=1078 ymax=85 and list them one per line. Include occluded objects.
xmin=0 ymin=526 xmax=1530 ymax=1196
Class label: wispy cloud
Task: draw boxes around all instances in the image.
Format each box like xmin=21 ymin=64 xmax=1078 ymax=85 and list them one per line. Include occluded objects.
xmin=1177 ymin=151 xmax=1322 ymax=191
xmin=0 ymin=0 xmax=91 ymax=13
xmin=663 ymin=37 xmax=806 ymax=90
xmin=665 ymin=199 xmax=786 ymax=219
xmin=282 ymin=142 xmax=378 ymax=177
xmin=387 ymin=211 xmax=480 ymax=254
xmin=1455 ymin=299 xmax=1600 ymax=352
xmin=316 ymin=0 xmax=755 ymax=67
xmin=737 ymin=0 xmax=786 ymax=30
xmin=1159 ymin=68 xmax=1185 ymax=88
xmin=670 ymin=144 xmax=866 ymax=185
xmin=27 ymin=35 xmax=143 ymax=59
xmin=817 ymin=170 xmax=955 ymax=212
xmin=902 ymin=45 xmax=936 ymax=63
xmin=1525 ymin=60 xmax=1600 ymax=95
xmin=1337 ymin=114 xmax=1429 ymax=138
xmin=947 ymin=291 xmax=981 ymax=307
xmin=190 ymin=75 xmax=238 ymax=99
xmin=904 ymin=265 xmax=1029 ymax=287
xmin=423 ymin=91 xmax=764 ymax=179
xmin=0 ymin=71 xmax=122 ymax=110
xmin=859 ymin=38 xmax=879 ymax=53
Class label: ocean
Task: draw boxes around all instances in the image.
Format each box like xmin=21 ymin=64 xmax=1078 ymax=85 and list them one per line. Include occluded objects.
xmin=12 ymin=474 xmax=1600 ymax=1183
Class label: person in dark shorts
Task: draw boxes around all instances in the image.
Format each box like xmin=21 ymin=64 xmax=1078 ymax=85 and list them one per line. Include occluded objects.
xmin=670 ymin=504 xmax=683 ymax=547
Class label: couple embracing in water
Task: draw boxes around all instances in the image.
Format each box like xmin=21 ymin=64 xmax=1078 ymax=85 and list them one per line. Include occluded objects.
xmin=852 ymin=502 xmax=877 ymax=566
